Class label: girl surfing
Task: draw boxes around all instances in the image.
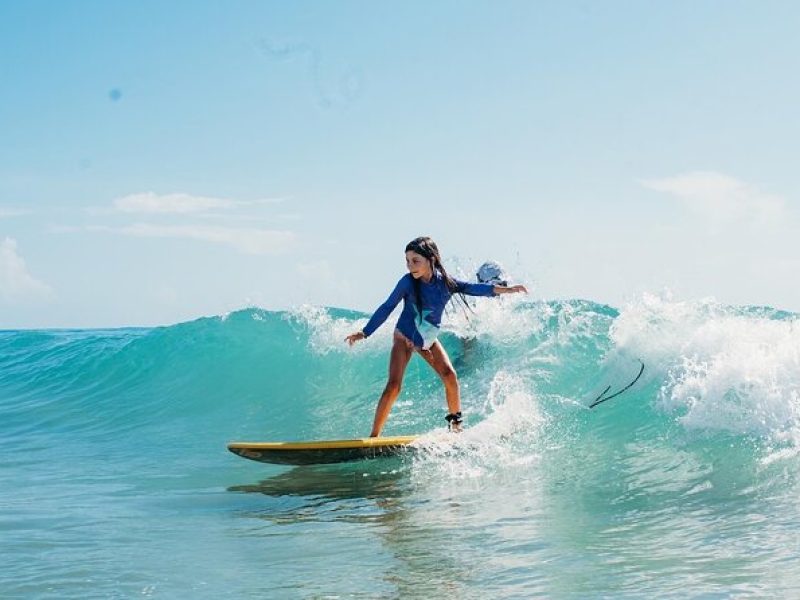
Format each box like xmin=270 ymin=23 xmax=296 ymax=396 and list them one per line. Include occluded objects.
xmin=345 ymin=236 xmax=527 ymax=437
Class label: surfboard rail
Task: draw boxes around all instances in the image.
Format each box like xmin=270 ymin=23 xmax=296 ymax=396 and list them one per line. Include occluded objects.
xmin=227 ymin=436 xmax=420 ymax=465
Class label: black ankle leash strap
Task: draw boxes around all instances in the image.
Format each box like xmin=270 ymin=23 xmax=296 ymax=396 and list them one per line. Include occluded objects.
xmin=445 ymin=412 xmax=463 ymax=429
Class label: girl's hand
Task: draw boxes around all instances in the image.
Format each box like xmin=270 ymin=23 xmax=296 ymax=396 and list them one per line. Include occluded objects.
xmin=345 ymin=331 xmax=366 ymax=346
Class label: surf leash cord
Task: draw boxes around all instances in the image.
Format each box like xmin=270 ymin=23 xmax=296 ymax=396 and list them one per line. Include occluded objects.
xmin=589 ymin=360 xmax=645 ymax=409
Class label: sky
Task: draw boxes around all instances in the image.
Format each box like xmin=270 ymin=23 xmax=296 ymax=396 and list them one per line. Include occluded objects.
xmin=1 ymin=1 xmax=799 ymax=329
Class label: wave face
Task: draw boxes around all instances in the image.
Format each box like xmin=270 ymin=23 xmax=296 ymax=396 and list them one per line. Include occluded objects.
xmin=2 ymin=295 xmax=800 ymax=597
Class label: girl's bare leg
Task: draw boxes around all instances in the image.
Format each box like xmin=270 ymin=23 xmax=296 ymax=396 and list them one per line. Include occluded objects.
xmin=370 ymin=333 xmax=414 ymax=437
xmin=417 ymin=341 xmax=461 ymax=429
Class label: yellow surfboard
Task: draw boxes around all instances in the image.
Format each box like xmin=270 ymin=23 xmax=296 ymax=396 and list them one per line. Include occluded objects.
xmin=227 ymin=436 xmax=420 ymax=466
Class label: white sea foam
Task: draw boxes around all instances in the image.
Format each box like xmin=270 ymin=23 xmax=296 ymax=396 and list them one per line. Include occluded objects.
xmin=613 ymin=292 xmax=800 ymax=439
xmin=444 ymin=287 xmax=541 ymax=344
xmin=410 ymin=370 xmax=545 ymax=479
xmin=285 ymin=304 xmax=386 ymax=355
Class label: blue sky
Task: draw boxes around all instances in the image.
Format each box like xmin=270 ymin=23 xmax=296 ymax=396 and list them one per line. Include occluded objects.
xmin=1 ymin=1 xmax=799 ymax=328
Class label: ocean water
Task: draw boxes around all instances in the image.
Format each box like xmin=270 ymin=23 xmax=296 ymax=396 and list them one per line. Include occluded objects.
xmin=2 ymin=293 xmax=800 ymax=598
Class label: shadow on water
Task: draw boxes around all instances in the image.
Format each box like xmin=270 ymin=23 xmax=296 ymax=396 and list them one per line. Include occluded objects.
xmin=227 ymin=459 xmax=410 ymax=503
xmin=225 ymin=458 xmax=417 ymax=526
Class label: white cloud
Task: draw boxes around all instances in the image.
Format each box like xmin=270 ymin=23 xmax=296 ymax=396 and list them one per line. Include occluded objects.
xmin=0 ymin=208 xmax=30 ymax=218
xmin=640 ymin=171 xmax=786 ymax=225
xmin=0 ymin=238 xmax=53 ymax=303
xmin=76 ymin=192 xmax=297 ymax=255
xmin=114 ymin=192 xmax=236 ymax=214
xmin=47 ymin=224 xmax=82 ymax=233
xmin=112 ymin=192 xmax=287 ymax=214
xmin=92 ymin=223 xmax=296 ymax=255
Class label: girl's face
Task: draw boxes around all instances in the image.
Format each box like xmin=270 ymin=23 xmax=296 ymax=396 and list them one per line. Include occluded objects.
xmin=406 ymin=250 xmax=433 ymax=280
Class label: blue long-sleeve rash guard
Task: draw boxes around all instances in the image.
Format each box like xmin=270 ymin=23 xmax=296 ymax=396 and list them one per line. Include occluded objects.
xmin=362 ymin=272 xmax=496 ymax=349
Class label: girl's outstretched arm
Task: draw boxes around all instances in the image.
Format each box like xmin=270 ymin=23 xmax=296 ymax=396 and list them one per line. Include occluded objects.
xmin=454 ymin=279 xmax=528 ymax=297
xmin=493 ymin=284 xmax=528 ymax=295
xmin=345 ymin=275 xmax=410 ymax=345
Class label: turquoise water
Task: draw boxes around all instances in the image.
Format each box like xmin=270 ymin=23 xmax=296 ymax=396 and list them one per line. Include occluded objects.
xmin=2 ymin=295 xmax=800 ymax=598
